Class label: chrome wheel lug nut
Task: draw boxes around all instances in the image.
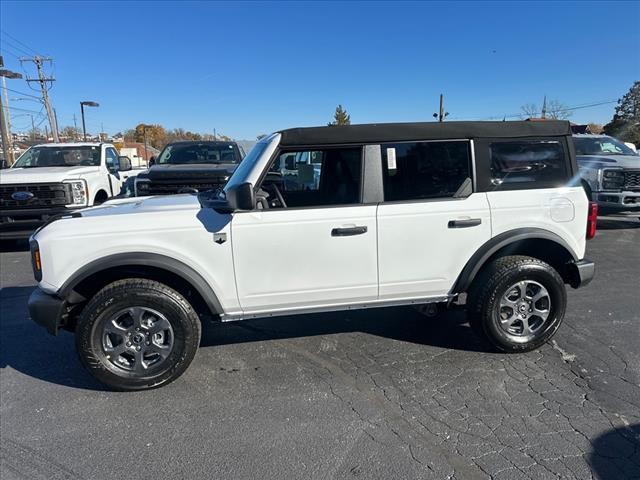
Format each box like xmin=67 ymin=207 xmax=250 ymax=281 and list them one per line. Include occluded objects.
xmin=126 ymin=342 xmax=131 ymax=347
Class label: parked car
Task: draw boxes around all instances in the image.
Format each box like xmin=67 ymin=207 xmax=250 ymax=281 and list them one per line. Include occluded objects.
xmin=27 ymin=121 xmax=595 ymax=390
xmin=133 ymin=141 xmax=244 ymax=196
xmin=574 ymin=134 xmax=640 ymax=216
xmin=0 ymin=143 xmax=141 ymax=239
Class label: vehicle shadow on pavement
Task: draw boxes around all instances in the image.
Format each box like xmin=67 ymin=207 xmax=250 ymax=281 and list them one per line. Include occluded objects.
xmin=200 ymin=305 xmax=490 ymax=353
xmin=597 ymin=217 xmax=640 ymax=230
xmin=588 ymin=424 xmax=640 ymax=479
xmin=0 ymin=240 xmax=30 ymax=253
xmin=0 ymin=286 xmax=103 ymax=391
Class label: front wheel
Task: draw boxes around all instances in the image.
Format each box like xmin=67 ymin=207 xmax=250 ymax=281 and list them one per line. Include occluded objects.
xmin=467 ymin=255 xmax=567 ymax=352
xmin=75 ymin=278 xmax=201 ymax=390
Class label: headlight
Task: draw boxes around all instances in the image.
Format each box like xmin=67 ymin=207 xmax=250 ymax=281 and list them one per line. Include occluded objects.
xmin=63 ymin=179 xmax=88 ymax=207
xmin=601 ymin=169 xmax=624 ymax=191
xmin=135 ymin=179 xmax=151 ymax=196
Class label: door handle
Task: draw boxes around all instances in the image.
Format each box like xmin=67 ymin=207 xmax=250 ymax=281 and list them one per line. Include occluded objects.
xmin=448 ymin=218 xmax=482 ymax=228
xmin=331 ymin=226 xmax=368 ymax=236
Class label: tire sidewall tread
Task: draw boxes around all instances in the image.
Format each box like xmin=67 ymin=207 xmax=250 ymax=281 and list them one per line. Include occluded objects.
xmin=75 ymin=278 xmax=201 ymax=391
xmin=468 ymin=255 xmax=567 ymax=353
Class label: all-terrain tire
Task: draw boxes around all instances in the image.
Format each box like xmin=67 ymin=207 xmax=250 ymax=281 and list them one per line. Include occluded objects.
xmin=467 ymin=255 xmax=567 ymax=353
xmin=76 ymin=278 xmax=201 ymax=391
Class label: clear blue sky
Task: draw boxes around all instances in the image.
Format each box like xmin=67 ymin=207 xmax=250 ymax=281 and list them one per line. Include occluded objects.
xmin=1 ymin=1 xmax=638 ymax=139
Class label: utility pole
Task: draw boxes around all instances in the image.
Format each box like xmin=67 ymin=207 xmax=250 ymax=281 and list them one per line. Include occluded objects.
xmin=0 ymin=56 xmax=23 ymax=165
xmin=541 ymin=95 xmax=547 ymax=120
xmin=21 ymin=56 xmax=59 ymax=142
xmin=73 ymin=114 xmax=78 ymax=140
xmin=213 ymin=128 xmax=217 ymax=140
xmin=433 ymin=94 xmax=449 ymax=122
xmin=30 ymin=114 xmax=35 ymax=140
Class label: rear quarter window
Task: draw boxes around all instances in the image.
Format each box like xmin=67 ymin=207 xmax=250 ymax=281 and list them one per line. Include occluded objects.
xmin=489 ymin=140 xmax=569 ymax=188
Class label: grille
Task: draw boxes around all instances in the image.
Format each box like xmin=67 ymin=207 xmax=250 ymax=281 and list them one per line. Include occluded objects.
xmin=0 ymin=183 xmax=72 ymax=209
xmin=148 ymin=182 xmax=224 ymax=195
xmin=623 ymin=170 xmax=640 ymax=191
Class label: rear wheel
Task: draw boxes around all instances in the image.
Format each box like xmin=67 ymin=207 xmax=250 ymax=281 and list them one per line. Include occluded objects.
xmin=75 ymin=278 xmax=201 ymax=390
xmin=467 ymin=255 xmax=566 ymax=352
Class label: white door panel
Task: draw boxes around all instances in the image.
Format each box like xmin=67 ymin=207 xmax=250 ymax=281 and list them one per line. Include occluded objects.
xmin=487 ymin=187 xmax=587 ymax=259
xmin=232 ymin=206 xmax=378 ymax=312
xmin=377 ymin=193 xmax=491 ymax=299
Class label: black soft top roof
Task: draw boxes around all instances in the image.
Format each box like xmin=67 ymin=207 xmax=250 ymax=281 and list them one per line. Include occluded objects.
xmin=279 ymin=120 xmax=571 ymax=146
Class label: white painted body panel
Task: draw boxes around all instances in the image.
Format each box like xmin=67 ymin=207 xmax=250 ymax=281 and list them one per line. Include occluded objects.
xmin=487 ymin=186 xmax=588 ymax=259
xmin=35 ymin=195 xmax=241 ymax=314
xmin=377 ymin=193 xmax=492 ymax=299
xmin=231 ymin=205 xmax=378 ymax=312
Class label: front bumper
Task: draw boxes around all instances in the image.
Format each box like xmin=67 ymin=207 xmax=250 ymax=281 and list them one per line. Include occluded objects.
xmin=595 ymin=191 xmax=640 ymax=214
xmin=568 ymin=259 xmax=595 ymax=289
xmin=28 ymin=288 xmax=66 ymax=336
xmin=0 ymin=207 xmax=76 ymax=239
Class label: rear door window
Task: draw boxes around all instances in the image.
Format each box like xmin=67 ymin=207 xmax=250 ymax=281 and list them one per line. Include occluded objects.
xmin=380 ymin=141 xmax=471 ymax=201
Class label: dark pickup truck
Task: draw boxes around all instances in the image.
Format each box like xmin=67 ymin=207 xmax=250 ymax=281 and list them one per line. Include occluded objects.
xmin=133 ymin=141 xmax=244 ymax=196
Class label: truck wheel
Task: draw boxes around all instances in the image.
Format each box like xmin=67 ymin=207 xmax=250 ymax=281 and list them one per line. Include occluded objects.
xmin=75 ymin=278 xmax=201 ymax=390
xmin=467 ymin=256 xmax=566 ymax=353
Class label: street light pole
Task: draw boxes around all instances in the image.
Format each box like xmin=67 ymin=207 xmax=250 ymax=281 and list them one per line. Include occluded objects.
xmin=80 ymin=101 xmax=99 ymax=141
xmin=80 ymin=102 xmax=86 ymax=140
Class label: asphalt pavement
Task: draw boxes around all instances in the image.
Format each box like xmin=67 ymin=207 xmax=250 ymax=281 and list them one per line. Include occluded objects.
xmin=1 ymin=218 xmax=639 ymax=480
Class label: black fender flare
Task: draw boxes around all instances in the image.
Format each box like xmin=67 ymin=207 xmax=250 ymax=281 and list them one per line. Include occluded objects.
xmin=59 ymin=252 xmax=223 ymax=314
xmin=451 ymin=228 xmax=579 ymax=294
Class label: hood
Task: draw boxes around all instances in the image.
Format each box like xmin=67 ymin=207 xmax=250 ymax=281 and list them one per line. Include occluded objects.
xmin=79 ymin=193 xmax=202 ymax=218
xmin=577 ymin=154 xmax=640 ymax=170
xmin=0 ymin=166 xmax=101 ymax=184
xmin=148 ymin=163 xmax=236 ymax=181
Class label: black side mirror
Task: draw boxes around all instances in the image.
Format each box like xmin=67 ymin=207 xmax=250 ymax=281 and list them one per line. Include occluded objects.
xmin=227 ymin=182 xmax=255 ymax=211
xmin=118 ymin=156 xmax=132 ymax=171
xmin=148 ymin=156 xmax=156 ymax=167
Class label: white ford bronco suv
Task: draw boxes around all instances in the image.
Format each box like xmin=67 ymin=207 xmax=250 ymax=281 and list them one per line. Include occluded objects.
xmin=0 ymin=143 xmax=138 ymax=239
xmin=28 ymin=121 xmax=596 ymax=390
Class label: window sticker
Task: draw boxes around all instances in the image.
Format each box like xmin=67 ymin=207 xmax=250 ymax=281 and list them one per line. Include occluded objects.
xmin=386 ymin=147 xmax=397 ymax=170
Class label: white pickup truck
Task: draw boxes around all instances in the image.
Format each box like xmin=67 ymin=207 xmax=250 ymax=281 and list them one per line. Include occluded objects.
xmin=0 ymin=142 xmax=141 ymax=239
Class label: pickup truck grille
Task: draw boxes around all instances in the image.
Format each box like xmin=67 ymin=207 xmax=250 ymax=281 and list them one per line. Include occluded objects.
xmin=0 ymin=183 xmax=72 ymax=209
xmin=623 ymin=170 xmax=640 ymax=192
xmin=148 ymin=182 xmax=224 ymax=196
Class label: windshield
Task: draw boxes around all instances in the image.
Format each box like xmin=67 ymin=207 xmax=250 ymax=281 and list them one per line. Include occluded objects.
xmin=13 ymin=146 xmax=101 ymax=168
xmin=157 ymin=143 xmax=241 ymax=165
xmin=224 ymin=140 xmax=270 ymax=193
xmin=573 ymin=137 xmax=637 ymax=156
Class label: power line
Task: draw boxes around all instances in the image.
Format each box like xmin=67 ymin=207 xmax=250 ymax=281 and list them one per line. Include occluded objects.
xmin=0 ymin=46 xmax=22 ymax=60
xmin=1 ymin=38 xmax=33 ymax=57
xmin=1 ymin=30 xmax=41 ymax=56
xmin=3 ymin=86 xmax=41 ymax=100
xmin=1 ymin=105 xmax=42 ymax=114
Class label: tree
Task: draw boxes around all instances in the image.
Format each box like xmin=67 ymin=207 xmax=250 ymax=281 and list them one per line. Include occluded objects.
xmin=587 ymin=123 xmax=603 ymax=134
xmin=545 ymin=100 xmax=573 ymax=120
xmin=520 ymin=99 xmax=573 ymax=120
xmin=60 ymin=126 xmax=80 ymax=141
xmin=134 ymin=124 xmax=166 ymax=149
xmin=520 ymin=103 xmax=539 ymax=119
xmin=328 ymin=104 xmax=351 ymax=126
xmin=603 ymin=81 xmax=640 ymax=146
